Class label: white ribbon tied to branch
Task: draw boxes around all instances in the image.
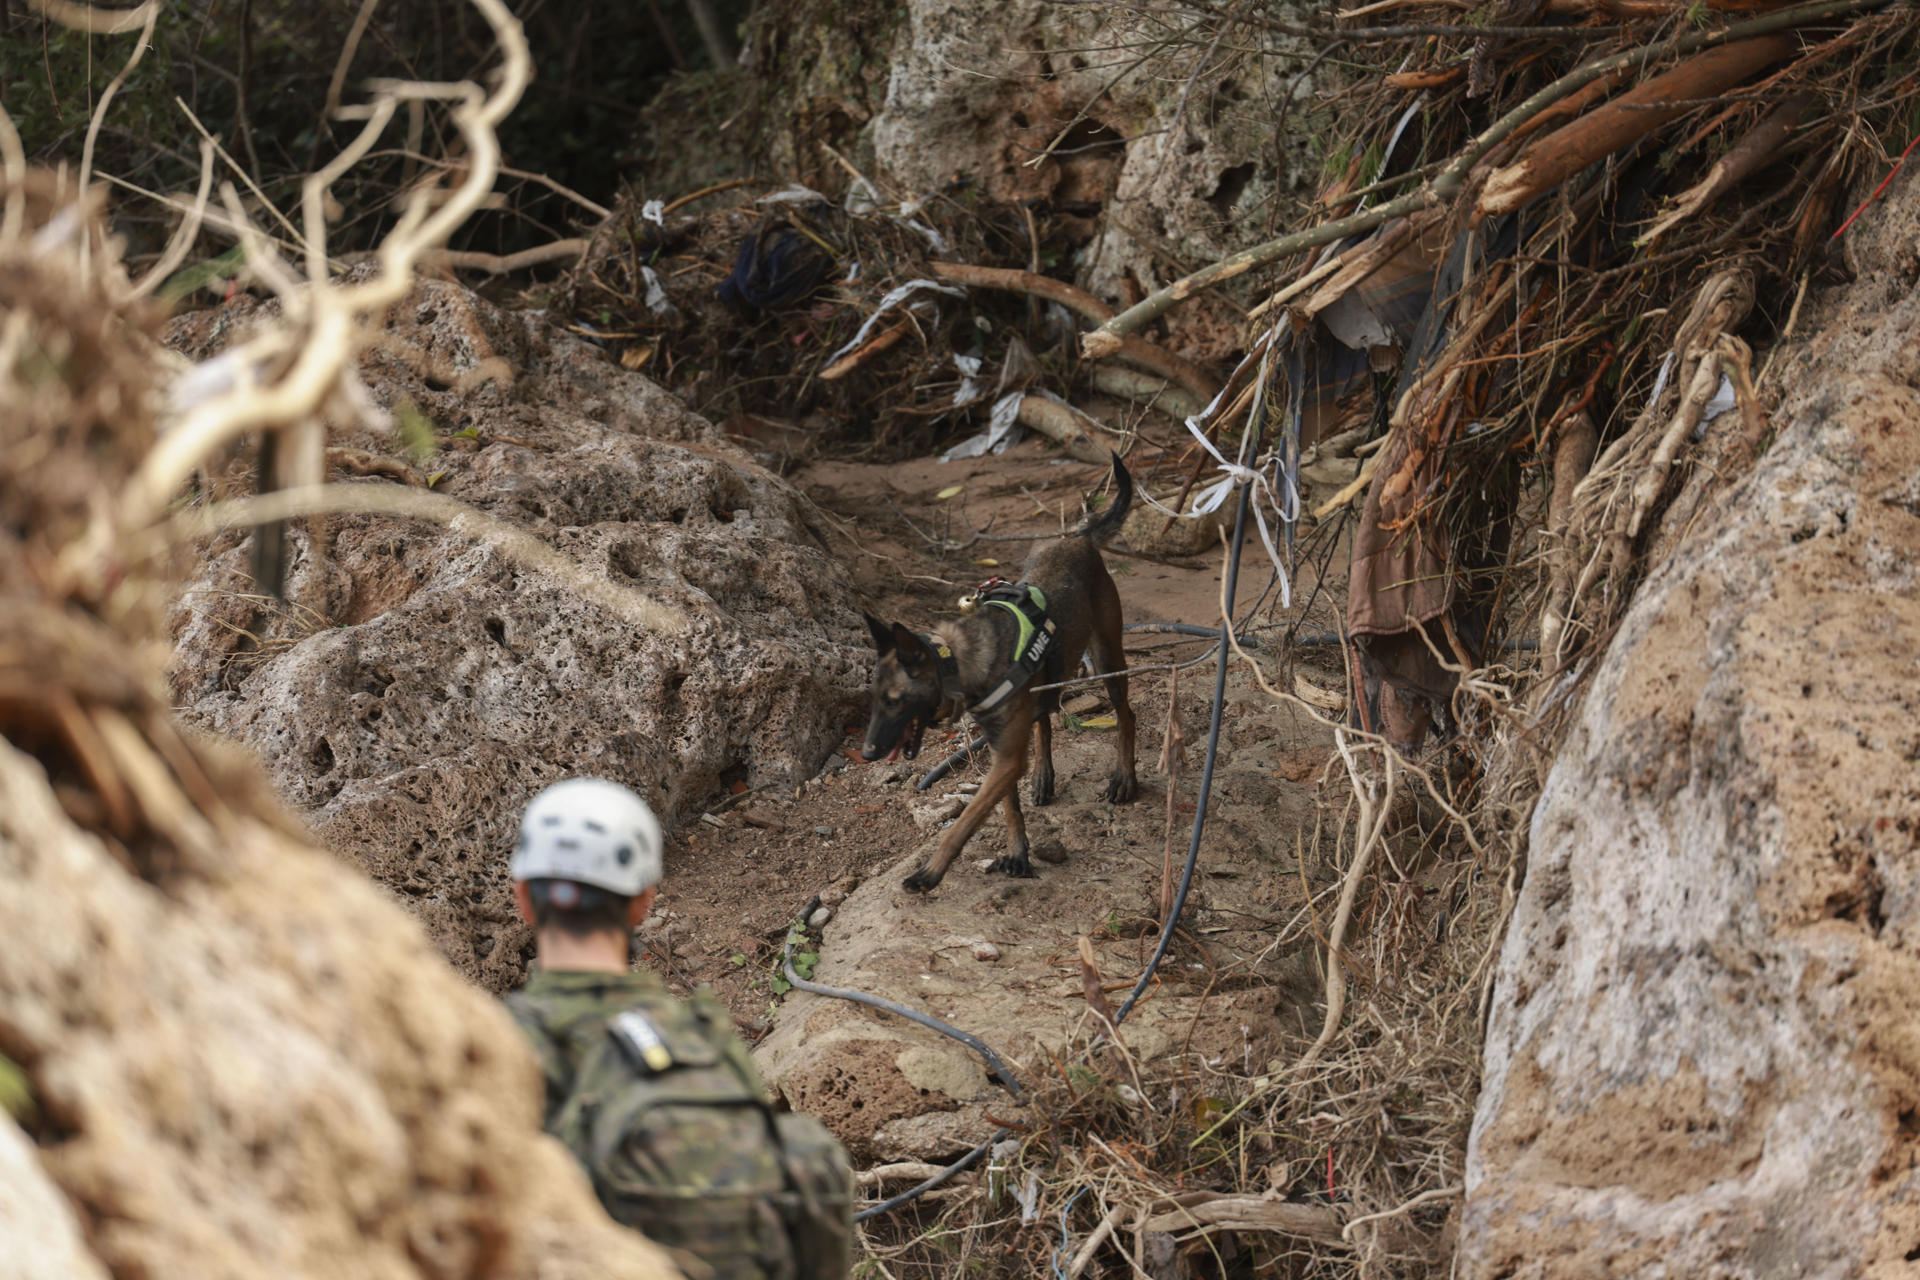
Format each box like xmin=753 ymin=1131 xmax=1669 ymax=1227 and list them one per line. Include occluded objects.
xmin=1135 ymin=323 xmax=1299 ymax=608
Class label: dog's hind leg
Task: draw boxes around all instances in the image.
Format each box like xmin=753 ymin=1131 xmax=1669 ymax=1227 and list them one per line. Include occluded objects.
xmin=903 ymin=723 xmax=1031 ymax=892
xmin=1089 ymin=607 xmax=1138 ymax=804
xmin=1031 ymin=713 xmax=1055 ymax=806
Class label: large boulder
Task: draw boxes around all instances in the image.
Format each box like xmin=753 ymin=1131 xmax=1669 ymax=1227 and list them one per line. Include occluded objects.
xmin=1460 ymin=175 xmax=1920 ymax=1275
xmin=167 ymin=281 xmax=869 ymax=989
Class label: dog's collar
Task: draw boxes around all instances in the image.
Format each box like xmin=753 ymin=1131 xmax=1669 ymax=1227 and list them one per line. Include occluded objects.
xmin=918 ymin=632 xmax=965 ymax=714
xmin=933 ymin=583 xmax=1056 ymax=717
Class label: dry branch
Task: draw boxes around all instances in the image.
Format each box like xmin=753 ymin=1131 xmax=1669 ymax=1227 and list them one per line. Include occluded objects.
xmin=820 ymin=316 xmax=913 ymax=381
xmin=1086 ymin=366 xmax=1206 ymax=421
xmin=1016 ymin=395 xmax=1125 ymax=465
xmin=1138 ymin=1193 xmax=1346 ymax=1244
xmin=1478 ymin=37 xmax=1798 ymax=217
xmin=426 ymin=238 xmax=589 ymax=274
xmin=1642 ymin=91 xmax=1815 ymax=241
xmin=1540 ymin=412 xmax=1597 ymax=660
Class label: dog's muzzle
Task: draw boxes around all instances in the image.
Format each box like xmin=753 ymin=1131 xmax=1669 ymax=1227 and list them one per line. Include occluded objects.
xmin=861 ymin=712 xmax=927 ymax=763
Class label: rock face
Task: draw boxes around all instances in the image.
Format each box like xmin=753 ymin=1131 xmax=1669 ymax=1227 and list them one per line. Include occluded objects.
xmin=0 ymin=738 xmax=678 ymax=1280
xmin=1461 ymin=176 xmax=1920 ymax=1276
xmin=868 ymin=0 xmax=1310 ymax=364
xmin=167 ymin=281 xmax=869 ymax=989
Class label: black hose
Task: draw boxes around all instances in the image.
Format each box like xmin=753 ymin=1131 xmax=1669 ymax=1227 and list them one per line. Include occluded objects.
xmin=913 ymin=734 xmax=988 ymax=792
xmin=1113 ymin=480 xmax=1252 ymax=1026
xmin=780 ymin=926 xmax=1027 ymax=1222
xmin=780 ymin=931 xmax=1026 ymax=1101
xmin=853 ymin=1130 xmax=1009 ymax=1223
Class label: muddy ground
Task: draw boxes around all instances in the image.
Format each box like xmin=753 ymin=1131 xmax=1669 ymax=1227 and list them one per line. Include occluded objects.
xmin=636 ymin=438 xmax=1355 ymax=1054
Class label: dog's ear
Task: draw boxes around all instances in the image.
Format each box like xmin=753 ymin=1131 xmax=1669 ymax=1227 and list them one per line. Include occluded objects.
xmin=864 ymin=613 xmax=895 ymax=654
xmin=890 ymin=624 xmax=930 ymax=667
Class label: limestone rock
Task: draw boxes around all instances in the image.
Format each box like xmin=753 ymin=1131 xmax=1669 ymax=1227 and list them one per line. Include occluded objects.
xmin=0 ymin=739 xmax=676 ymax=1280
xmin=868 ymin=0 xmax=1313 ymax=365
xmin=1461 ymin=174 xmax=1920 ymax=1277
xmin=0 ymin=1117 xmax=112 ymax=1280
xmin=167 ymin=281 xmax=868 ymax=989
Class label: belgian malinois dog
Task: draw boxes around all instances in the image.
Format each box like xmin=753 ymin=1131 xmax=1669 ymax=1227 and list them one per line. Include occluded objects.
xmin=861 ymin=454 xmax=1138 ymax=892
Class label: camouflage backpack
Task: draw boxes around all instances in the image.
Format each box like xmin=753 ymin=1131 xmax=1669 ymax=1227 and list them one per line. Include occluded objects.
xmin=509 ymin=975 xmax=852 ymax=1280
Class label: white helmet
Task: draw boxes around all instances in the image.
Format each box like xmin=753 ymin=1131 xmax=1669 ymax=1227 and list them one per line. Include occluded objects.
xmin=510 ymin=777 xmax=663 ymax=897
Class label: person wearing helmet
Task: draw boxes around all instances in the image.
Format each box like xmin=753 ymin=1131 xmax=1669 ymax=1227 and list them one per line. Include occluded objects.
xmin=503 ymin=777 xmax=852 ymax=1279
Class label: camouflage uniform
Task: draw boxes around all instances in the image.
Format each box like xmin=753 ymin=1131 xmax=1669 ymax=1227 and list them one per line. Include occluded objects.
xmin=507 ymin=969 xmax=851 ymax=1280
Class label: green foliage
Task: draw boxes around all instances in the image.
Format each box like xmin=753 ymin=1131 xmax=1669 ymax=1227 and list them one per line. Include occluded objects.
xmin=394 ymin=398 xmax=439 ymax=463
xmin=769 ymin=924 xmax=818 ymax=996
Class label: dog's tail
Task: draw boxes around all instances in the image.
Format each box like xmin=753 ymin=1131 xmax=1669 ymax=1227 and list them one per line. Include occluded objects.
xmin=1075 ymin=451 xmax=1134 ymax=544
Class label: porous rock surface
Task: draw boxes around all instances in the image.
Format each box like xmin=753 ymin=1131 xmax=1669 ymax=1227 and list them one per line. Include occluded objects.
xmin=0 ymin=739 xmax=677 ymax=1280
xmin=1460 ymin=175 xmax=1920 ymax=1276
xmin=167 ymin=280 xmax=868 ymax=989
xmin=868 ymin=0 xmax=1312 ymax=364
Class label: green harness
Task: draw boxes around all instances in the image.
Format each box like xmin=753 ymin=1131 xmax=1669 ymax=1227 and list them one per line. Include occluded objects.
xmin=922 ymin=580 xmax=1057 ymax=716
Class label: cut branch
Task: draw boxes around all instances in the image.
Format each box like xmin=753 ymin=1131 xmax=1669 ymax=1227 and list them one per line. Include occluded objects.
xmin=1478 ymin=36 xmax=1798 ymax=217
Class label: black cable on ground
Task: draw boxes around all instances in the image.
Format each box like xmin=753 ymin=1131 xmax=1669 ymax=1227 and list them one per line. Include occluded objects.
xmin=781 ymin=930 xmax=1027 ymax=1100
xmin=852 ymin=1130 xmax=1009 ymax=1223
xmin=913 ymin=734 xmax=988 ymax=792
xmin=1113 ymin=479 xmax=1252 ymax=1026
xmin=780 ymin=924 xmax=1025 ymax=1222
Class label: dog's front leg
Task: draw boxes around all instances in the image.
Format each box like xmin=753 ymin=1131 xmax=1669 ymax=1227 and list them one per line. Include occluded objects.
xmin=903 ymin=723 xmax=1031 ymax=892
xmin=988 ymin=775 xmax=1033 ymax=878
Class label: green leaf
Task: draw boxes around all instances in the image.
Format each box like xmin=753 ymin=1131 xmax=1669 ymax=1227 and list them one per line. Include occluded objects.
xmin=394 ymin=398 xmax=439 ymax=463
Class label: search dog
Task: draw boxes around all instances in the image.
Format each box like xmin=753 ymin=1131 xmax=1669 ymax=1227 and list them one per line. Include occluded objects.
xmin=861 ymin=454 xmax=1138 ymax=892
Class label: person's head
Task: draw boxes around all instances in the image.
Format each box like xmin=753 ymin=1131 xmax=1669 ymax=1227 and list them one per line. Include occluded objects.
xmin=509 ymin=777 xmax=663 ymax=969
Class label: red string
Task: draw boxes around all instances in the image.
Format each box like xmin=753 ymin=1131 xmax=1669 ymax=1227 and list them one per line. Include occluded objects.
xmin=1831 ymin=129 xmax=1920 ymax=241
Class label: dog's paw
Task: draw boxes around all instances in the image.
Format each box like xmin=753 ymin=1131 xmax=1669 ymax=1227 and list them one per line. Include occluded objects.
xmin=986 ymin=853 xmax=1037 ymax=879
xmin=902 ymin=867 xmax=942 ymax=894
xmin=1031 ymin=771 xmax=1055 ymax=806
xmin=1103 ymin=773 xmax=1138 ymax=804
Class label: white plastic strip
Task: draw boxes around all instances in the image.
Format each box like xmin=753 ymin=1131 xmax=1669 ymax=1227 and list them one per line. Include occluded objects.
xmin=824 ymin=278 xmax=967 ymax=365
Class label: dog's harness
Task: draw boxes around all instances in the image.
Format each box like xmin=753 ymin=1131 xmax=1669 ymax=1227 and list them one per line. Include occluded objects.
xmin=921 ymin=579 xmax=1057 ymax=716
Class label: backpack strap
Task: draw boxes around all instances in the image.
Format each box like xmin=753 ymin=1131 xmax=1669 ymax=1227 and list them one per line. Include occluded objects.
xmin=504 ymin=991 xmax=575 ymax=1130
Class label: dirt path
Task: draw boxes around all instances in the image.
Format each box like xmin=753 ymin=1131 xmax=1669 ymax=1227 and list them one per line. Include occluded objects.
xmin=638 ymin=441 xmax=1351 ymax=1073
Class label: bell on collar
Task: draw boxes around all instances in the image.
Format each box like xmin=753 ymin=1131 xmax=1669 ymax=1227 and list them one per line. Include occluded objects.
xmin=957 ymin=592 xmax=981 ymax=615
